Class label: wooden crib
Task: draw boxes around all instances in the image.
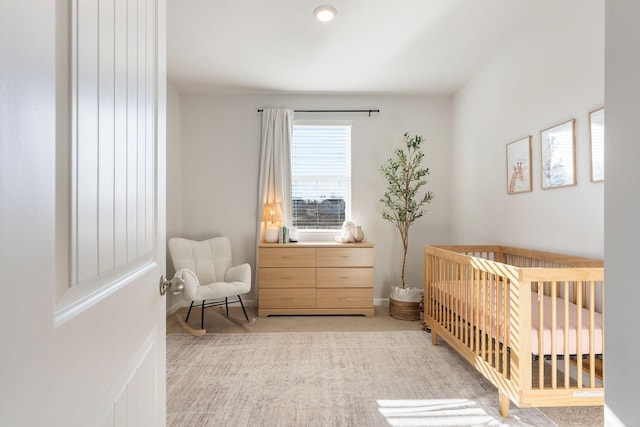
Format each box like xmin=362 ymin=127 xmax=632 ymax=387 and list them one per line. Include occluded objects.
xmin=423 ymin=245 xmax=604 ymax=417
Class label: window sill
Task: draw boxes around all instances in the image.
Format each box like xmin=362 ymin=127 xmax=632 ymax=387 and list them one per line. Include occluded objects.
xmin=295 ymin=230 xmax=339 ymax=243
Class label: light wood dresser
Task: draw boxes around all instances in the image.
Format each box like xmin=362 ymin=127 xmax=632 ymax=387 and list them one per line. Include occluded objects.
xmin=258 ymin=242 xmax=374 ymax=317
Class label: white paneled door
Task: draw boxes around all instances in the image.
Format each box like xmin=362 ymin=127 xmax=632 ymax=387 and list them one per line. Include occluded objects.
xmin=0 ymin=0 xmax=167 ymax=425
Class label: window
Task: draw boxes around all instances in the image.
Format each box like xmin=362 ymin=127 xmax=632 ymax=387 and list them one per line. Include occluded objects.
xmin=291 ymin=121 xmax=351 ymax=230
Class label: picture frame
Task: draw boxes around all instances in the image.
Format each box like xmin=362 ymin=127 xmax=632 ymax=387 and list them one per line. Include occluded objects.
xmin=506 ymin=136 xmax=532 ymax=194
xmin=541 ymin=119 xmax=576 ymax=189
xmin=589 ymin=107 xmax=605 ymax=182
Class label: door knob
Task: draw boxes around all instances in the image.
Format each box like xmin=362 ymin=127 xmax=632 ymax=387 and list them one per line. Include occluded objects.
xmin=159 ymin=275 xmax=185 ymax=296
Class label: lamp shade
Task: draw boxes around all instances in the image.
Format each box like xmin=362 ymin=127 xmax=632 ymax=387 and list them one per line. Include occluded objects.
xmin=262 ymin=202 xmax=283 ymax=224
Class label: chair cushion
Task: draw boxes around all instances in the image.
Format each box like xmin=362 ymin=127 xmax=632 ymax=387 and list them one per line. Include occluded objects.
xmin=196 ymin=279 xmax=251 ymax=300
xmin=169 ymin=237 xmax=232 ymax=284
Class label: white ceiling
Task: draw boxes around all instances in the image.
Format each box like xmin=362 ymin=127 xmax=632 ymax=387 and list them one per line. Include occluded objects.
xmin=167 ymin=0 xmax=555 ymax=95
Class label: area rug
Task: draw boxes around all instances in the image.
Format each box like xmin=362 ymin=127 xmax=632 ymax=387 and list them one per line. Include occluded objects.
xmin=166 ymin=331 xmax=555 ymax=426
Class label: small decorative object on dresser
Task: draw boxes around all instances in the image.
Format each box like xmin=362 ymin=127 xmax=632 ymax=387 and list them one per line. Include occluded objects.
xmin=335 ymin=220 xmax=365 ymax=243
xmin=380 ymin=132 xmax=434 ymax=320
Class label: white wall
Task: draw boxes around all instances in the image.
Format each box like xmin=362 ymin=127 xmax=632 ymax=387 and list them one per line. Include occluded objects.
xmin=452 ymin=0 xmax=604 ymax=258
xmin=170 ymin=93 xmax=452 ymax=301
xmin=604 ymin=2 xmax=640 ymax=425
xmin=166 ymin=82 xmax=183 ymax=311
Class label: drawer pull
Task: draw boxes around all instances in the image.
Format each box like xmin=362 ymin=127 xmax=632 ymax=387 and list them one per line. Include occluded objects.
xmin=344 ymin=297 xmax=353 ymax=301
xmin=339 ymin=276 xmax=351 ymax=280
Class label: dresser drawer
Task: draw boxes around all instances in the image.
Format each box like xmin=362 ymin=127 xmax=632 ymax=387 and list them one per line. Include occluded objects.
xmin=317 ymin=288 xmax=372 ymax=309
xmin=259 ymin=268 xmax=316 ymax=289
xmin=259 ymin=289 xmax=317 ymax=308
xmin=260 ymin=247 xmax=316 ymax=267
xmin=317 ymin=267 xmax=373 ymax=288
xmin=317 ymin=247 xmax=373 ymax=267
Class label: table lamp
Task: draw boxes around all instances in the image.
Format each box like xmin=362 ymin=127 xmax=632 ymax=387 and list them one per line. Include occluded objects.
xmin=262 ymin=202 xmax=283 ymax=243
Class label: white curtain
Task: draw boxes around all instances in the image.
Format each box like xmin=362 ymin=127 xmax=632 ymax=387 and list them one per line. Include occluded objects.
xmin=256 ymin=108 xmax=294 ymax=244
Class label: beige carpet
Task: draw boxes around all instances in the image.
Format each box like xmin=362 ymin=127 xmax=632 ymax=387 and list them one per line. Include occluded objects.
xmin=167 ymin=330 xmax=558 ymax=426
xmin=166 ymin=306 xmax=424 ymax=334
xmin=166 ymin=306 xmax=603 ymax=426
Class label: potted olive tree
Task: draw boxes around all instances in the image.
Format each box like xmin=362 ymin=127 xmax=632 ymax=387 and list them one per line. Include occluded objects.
xmin=380 ymin=132 xmax=434 ymax=320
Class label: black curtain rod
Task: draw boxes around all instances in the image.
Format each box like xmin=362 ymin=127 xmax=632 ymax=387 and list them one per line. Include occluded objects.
xmin=257 ymin=109 xmax=380 ymax=117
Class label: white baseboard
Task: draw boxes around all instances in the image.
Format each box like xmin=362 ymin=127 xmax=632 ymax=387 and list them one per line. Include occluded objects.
xmin=374 ymin=298 xmax=389 ymax=306
xmin=166 ymin=300 xmax=184 ymax=316
xmin=605 ymin=405 xmax=627 ymax=427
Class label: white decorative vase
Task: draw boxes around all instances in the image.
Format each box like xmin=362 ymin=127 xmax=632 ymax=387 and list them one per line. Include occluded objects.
xmin=264 ymin=226 xmax=278 ymax=243
xmin=354 ymin=226 xmax=364 ymax=242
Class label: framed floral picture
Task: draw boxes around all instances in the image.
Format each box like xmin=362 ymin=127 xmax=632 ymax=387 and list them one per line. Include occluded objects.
xmin=590 ymin=107 xmax=605 ymax=182
xmin=541 ymin=119 xmax=576 ymax=189
xmin=506 ymin=136 xmax=532 ymax=194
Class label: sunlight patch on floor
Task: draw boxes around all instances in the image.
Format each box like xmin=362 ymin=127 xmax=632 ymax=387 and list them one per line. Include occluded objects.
xmin=377 ymin=399 xmax=510 ymax=426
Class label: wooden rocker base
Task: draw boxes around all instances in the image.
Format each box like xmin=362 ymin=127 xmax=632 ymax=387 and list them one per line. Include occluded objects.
xmin=175 ymin=309 xmax=256 ymax=337
xmin=215 ymin=307 xmax=257 ymax=326
xmin=175 ymin=313 xmax=206 ymax=337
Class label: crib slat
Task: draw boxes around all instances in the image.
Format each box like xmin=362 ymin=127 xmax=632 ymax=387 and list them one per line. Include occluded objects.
xmin=454 ymin=262 xmax=459 ymax=339
xmin=482 ymin=271 xmax=487 ymax=360
xmin=490 ymin=274 xmax=495 ymax=365
xmin=438 ymin=257 xmax=443 ymax=325
xmin=478 ymin=270 xmax=482 ymax=358
xmin=538 ymin=285 xmax=544 ymax=389
xmin=462 ymin=265 xmax=466 ymax=344
xmin=564 ymin=282 xmax=570 ymax=389
xmin=601 ymin=281 xmax=605 ymax=381
xmin=463 ymin=266 xmax=468 ymax=347
xmin=458 ymin=264 xmax=462 ymax=340
xmin=589 ymin=282 xmax=596 ymax=388
xmin=551 ymin=282 xmax=557 ymax=389
xmin=450 ymin=260 xmax=454 ymax=336
xmin=502 ymin=280 xmax=508 ymax=376
xmin=443 ymin=261 xmax=447 ymax=330
xmin=576 ymin=283 xmax=583 ymax=388
xmin=473 ymin=270 xmax=478 ymax=355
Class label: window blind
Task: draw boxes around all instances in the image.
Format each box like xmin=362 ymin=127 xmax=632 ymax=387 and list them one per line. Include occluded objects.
xmin=291 ymin=124 xmax=351 ymax=230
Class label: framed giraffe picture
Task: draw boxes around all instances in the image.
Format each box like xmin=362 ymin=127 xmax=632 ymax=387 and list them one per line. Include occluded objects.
xmin=506 ymin=136 xmax=532 ymax=194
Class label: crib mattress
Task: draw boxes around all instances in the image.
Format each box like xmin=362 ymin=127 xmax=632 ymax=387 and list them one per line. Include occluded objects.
xmin=531 ymin=292 xmax=603 ymax=356
xmin=429 ymin=286 xmax=603 ymax=356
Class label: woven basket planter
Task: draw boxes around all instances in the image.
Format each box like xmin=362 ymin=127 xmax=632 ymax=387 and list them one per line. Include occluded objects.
xmin=389 ymin=298 xmax=420 ymax=321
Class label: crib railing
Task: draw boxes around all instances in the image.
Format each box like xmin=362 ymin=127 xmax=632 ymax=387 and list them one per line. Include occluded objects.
xmin=424 ymin=245 xmax=604 ymax=416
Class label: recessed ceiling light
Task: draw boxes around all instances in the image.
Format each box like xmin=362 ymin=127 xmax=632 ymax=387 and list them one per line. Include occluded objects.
xmin=314 ymin=5 xmax=337 ymax=22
